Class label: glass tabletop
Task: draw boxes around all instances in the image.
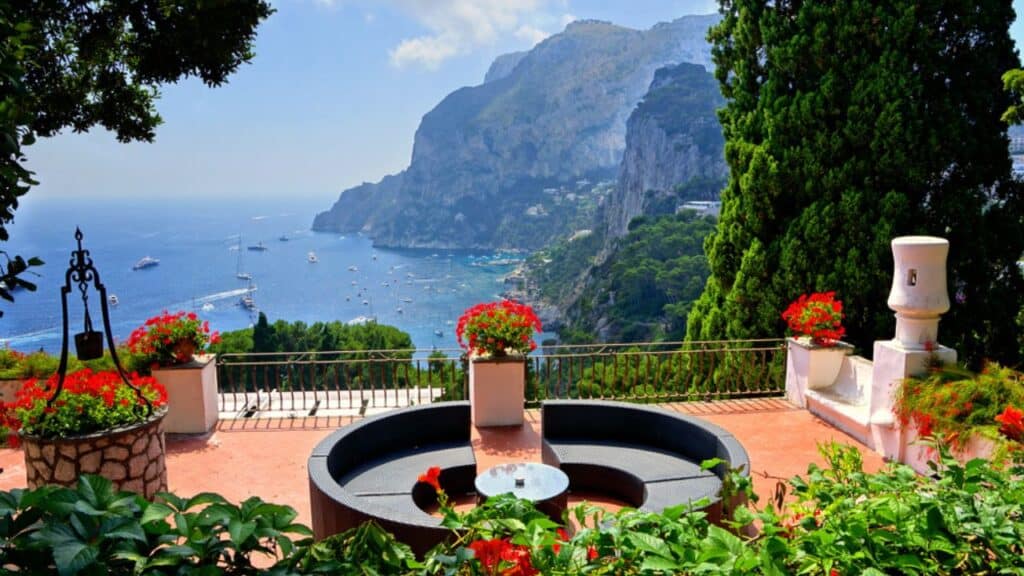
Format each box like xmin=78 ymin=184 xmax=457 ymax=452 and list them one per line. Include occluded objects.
xmin=474 ymin=462 xmax=569 ymax=501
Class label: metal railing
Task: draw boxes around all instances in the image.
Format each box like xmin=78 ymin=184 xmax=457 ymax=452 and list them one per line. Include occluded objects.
xmin=215 ymin=339 xmax=787 ymax=417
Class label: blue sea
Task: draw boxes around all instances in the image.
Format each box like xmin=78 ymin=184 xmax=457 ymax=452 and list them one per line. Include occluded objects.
xmin=0 ymin=196 xmax=530 ymax=356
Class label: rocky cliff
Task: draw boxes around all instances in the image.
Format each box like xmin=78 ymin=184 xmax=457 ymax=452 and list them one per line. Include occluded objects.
xmin=604 ymin=62 xmax=726 ymax=238
xmin=313 ymin=14 xmax=721 ymax=249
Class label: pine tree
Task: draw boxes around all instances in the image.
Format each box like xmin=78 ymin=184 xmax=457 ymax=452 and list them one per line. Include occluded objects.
xmin=688 ymin=0 xmax=1024 ymax=365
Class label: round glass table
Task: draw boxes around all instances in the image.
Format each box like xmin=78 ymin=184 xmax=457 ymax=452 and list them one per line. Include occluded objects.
xmin=475 ymin=462 xmax=570 ymax=521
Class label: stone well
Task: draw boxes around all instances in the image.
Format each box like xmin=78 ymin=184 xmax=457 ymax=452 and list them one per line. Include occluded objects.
xmin=21 ymin=410 xmax=168 ymax=499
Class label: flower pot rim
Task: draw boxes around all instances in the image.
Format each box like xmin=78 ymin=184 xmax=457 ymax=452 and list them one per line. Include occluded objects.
xmin=469 ymin=355 xmax=528 ymax=364
xmin=18 ymin=407 xmax=167 ymax=444
xmin=151 ymin=354 xmax=215 ymax=371
xmin=787 ymin=336 xmax=855 ymax=352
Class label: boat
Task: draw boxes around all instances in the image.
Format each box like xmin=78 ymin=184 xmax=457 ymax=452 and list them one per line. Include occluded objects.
xmin=201 ymin=302 xmax=215 ymax=312
xmin=362 ymin=300 xmax=369 ymax=306
xmin=132 ymin=256 xmax=159 ymax=270
xmin=372 ymin=253 xmax=378 ymax=260
xmin=247 ymin=242 xmax=269 ymax=252
xmin=239 ymin=281 xmax=257 ymax=310
xmin=108 ymin=294 xmax=119 ymax=306
xmin=348 ymin=265 xmax=358 ymax=272
xmin=279 ymin=234 xmax=290 ymax=242
xmin=401 ymin=297 xmax=413 ymax=303
xmin=434 ymin=329 xmax=444 ymax=337
xmin=396 ymin=307 xmax=404 ymax=314
xmin=308 ymin=251 xmax=318 ymax=263
xmin=235 ymin=244 xmax=252 ymax=280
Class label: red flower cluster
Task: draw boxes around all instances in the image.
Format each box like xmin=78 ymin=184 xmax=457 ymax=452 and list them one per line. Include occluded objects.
xmin=468 ymin=538 xmax=537 ymax=576
xmin=127 ymin=310 xmax=220 ymax=366
xmin=0 ymin=369 xmax=167 ymax=442
xmin=418 ymin=466 xmax=442 ymax=492
xmin=995 ymin=405 xmax=1023 ymax=441
xmin=456 ymin=300 xmax=542 ymax=358
xmin=781 ymin=292 xmax=846 ymax=347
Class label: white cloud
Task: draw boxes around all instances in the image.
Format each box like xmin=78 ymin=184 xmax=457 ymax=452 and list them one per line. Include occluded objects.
xmin=386 ymin=0 xmax=566 ymax=69
xmin=514 ymin=24 xmax=550 ymax=46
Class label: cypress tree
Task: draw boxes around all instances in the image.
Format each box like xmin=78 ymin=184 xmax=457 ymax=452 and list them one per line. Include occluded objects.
xmin=688 ymin=0 xmax=1024 ymax=365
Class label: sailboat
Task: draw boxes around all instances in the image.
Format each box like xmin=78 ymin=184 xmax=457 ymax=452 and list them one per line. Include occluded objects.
xmin=236 ymin=238 xmax=252 ymax=280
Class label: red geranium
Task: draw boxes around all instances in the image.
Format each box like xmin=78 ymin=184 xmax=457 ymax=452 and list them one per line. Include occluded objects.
xmin=467 ymin=538 xmax=538 ymax=576
xmin=781 ymin=292 xmax=846 ymax=347
xmin=127 ymin=310 xmax=220 ymax=366
xmin=0 ymin=369 xmax=167 ymax=442
xmin=995 ymin=405 xmax=1024 ymax=441
xmin=456 ymin=300 xmax=542 ymax=358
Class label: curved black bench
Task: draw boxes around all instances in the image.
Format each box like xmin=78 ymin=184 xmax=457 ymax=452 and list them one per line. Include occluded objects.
xmin=541 ymin=400 xmax=749 ymax=522
xmin=308 ymin=402 xmax=475 ymax=554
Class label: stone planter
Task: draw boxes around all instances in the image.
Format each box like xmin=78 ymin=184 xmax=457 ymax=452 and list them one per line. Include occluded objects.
xmin=151 ymin=354 xmax=219 ymax=434
xmin=21 ymin=409 xmax=168 ymax=499
xmin=787 ymin=338 xmax=854 ymax=391
xmin=469 ymin=358 xmax=525 ymax=427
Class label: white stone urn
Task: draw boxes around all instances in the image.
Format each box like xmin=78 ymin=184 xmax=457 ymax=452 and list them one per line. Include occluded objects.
xmin=151 ymin=354 xmax=219 ymax=434
xmin=469 ymin=357 xmax=525 ymax=427
xmin=786 ymin=337 xmax=854 ymax=391
xmin=888 ymin=236 xmax=950 ymax=349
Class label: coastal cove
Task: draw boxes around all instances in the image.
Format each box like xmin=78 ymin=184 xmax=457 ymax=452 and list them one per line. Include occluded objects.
xmin=0 ymin=196 xmax=537 ymax=356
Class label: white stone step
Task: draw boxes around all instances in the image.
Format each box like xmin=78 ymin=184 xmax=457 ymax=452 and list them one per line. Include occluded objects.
xmin=805 ymin=388 xmax=873 ymax=448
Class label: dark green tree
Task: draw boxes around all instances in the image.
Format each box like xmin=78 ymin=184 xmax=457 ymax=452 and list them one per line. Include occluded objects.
xmin=688 ymin=0 xmax=1024 ymax=365
xmin=0 ymin=0 xmax=272 ymax=314
xmin=252 ymin=312 xmax=277 ymax=353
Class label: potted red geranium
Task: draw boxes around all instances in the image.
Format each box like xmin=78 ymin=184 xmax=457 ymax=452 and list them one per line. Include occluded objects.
xmin=782 ymin=292 xmax=853 ymax=391
xmin=456 ymin=300 xmax=542 ymax=427
xmin=0 ymin=368 xmax=169 ymax=498
xmin=128 ymin=311 xmax=221 ymax=434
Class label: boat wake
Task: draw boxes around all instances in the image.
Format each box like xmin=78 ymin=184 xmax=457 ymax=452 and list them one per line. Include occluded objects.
xmin=194 ymin=287 xmax=254 ymax=304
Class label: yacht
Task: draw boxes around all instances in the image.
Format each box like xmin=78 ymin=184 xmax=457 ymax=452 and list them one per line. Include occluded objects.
xmin=362 ymin=300 xmax=370 ymax=306
xmin=395 ymin=307 xmax=404 ymax=314
xmin=308 ymin=251 xmax=318 ymax=263
xmin=132 ymin=256 xmax=159 ymax=270
xmin=348 ymin=265 xmax=358 ymax=272
xmin=201 ymin=302 xmax=215 ymax=312
xmin=401 ymin=297 xmax=413 ymax=303
xmin=279 ymin=234 xmax=290 ymax=242
xmin=240 ymin=293 xmax=256 ymax=310
xmin=434 ymin=329 xmax=444 ymax=337
xmin=247 ymin=242 xmax=269 ymax=252
xmin=108 ymin=294 xmax=119 ymax=306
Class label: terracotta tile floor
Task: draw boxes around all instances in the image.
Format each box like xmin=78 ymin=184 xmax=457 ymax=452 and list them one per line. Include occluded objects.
xmin=0 ymin=398 xmax=885 ymax=528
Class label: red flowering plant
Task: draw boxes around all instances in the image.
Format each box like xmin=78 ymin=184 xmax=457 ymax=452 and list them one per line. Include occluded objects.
xmin=456 ymin=300 xmax=542 ymax=359
xmin=0 ymin=368 xmax=167 ymax=442
xmin=895 ymin=363 xmax=1024 ymax=452
xmin=781 ymin=291 xmax=846 ymax=347
xmin=127 ymin=310 xmax=220 ymax=367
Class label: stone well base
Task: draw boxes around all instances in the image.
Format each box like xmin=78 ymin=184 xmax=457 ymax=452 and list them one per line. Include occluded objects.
xmin=21 ymin=410 xmax=168 ymax=499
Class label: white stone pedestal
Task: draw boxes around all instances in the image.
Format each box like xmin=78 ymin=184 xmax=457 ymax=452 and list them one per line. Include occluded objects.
xmin=869 ymin=340 xmax=956 ymax=460
xmin=469 ymin=359 xmax=525 ymax=427
xmin=152 ymin=355 xmax=219 ymax=434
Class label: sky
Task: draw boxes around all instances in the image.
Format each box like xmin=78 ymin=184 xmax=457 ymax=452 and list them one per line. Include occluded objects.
xmin=22 ymin=0 xmax=1024 ymax=203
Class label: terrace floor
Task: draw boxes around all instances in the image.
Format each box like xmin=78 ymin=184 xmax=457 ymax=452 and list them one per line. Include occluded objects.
xmin=0 ymin=398 xmax=885 ymax=527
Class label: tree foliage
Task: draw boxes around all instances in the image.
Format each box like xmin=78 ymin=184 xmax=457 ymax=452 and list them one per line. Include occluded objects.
xmin=0 ymin=0 xmax=272 ymax=314
xmin=689 ymin=0 xmax=1024 ymax=365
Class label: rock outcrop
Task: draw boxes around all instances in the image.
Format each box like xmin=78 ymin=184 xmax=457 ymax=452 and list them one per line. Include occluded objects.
xmin=604 ymin=62 xmax=726 ymax=239
xmin=313 ymin=15 xmax=720 ymax=249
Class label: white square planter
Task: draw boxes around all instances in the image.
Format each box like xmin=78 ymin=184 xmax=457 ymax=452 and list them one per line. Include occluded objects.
xmin=151 ymin=354 xmax=219 ymax=434
xmin=787 ymin=338 xmax=854 ymax=392
xmin=469 ymin=359 xmax=525 ymax=427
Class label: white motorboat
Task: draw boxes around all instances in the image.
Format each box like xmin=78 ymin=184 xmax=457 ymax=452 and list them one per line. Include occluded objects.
xmin=308 ymin=251 xmax=318 ymax=263
xmin=132 ymin=256 xmax=159 ymax=270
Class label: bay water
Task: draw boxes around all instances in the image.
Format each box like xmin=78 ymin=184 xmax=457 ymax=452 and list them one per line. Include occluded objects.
xmin=0 ymin=196 xmax=525 ymax=356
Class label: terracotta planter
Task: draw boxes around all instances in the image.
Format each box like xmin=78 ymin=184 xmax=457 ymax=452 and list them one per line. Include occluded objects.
xmin=469 ymin=358 xmax=526 ymax=427
xmin=0 ymin=378 xmax=23 ymax=403
xmin=151 ymin=354 xmax=219 ymax=434
xmin=787 ymin=338 xmax=853 ymax=390
xmin=21 ymin=409 xmax=168 ymax=499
